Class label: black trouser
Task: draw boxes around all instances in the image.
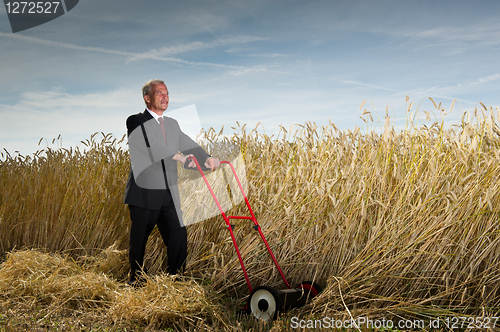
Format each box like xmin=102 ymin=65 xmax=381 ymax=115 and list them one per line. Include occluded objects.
xmin=128 ymin=196 xmax=187 ymax=279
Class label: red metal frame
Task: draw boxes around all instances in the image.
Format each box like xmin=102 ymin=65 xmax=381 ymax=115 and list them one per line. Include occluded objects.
xmin=187 ymin=156 xmax=291 ymax=292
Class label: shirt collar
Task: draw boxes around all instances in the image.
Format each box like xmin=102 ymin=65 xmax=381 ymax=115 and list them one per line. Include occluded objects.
xmin=146 ymin=108 xmax=163 ymax=123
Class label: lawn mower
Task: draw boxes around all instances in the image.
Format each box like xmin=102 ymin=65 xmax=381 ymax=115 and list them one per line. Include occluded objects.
xmin=187 ymin=156 xmax=322 ymax=321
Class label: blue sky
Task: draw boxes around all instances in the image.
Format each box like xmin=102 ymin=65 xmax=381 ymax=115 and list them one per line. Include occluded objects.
xmin=1 ymin=0 xmax=499 ymax=156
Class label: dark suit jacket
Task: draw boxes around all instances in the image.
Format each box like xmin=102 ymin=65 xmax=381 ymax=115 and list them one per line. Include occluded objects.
xmin=123 ymin=110 xmax=210 ymax=212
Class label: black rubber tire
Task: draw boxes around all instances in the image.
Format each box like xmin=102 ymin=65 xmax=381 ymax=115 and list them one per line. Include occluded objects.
xmin=296 ymin=280 xmax=323 ymax=297
xmin=248 ymin=286 xmax=283 ymax=321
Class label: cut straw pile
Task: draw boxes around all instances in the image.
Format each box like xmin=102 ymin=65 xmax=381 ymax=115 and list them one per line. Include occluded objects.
xmin=0 ymin=248 xmax=222 ymax=330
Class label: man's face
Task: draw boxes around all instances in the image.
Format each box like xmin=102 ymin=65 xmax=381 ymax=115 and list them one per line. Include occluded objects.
xmin=144 ymin=83 xmax=169 ymax=113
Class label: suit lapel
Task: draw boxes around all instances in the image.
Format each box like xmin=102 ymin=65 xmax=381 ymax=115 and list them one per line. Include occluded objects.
xmin=162 ymin=116 xmax=177 ymax=147
xmin=143 ymin=109 xmax=153 ymax=121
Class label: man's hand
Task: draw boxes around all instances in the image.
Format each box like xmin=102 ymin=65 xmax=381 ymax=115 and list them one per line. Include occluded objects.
xmin=204 ymin=157 xmax=220 ymax=171
xmin=172 ymin=153 xmax=196 ymax=168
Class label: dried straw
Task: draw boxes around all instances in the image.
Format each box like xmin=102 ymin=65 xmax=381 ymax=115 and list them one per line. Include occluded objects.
xmin=0 ymin=249 xmax=222 ymax=330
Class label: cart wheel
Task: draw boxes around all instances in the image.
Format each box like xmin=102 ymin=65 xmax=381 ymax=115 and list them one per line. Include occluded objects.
xmin=249 ymin=286 xmax=283 ymax=321
xmin=296 ymin=281 xmax=323 ymax=297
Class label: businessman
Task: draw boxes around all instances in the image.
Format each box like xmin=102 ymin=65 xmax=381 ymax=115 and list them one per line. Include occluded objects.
xmin=124 ymin=79 xmax=220 ymax=286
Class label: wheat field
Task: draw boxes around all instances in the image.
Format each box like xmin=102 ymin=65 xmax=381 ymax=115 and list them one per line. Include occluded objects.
xmin=1 ymin=99 xmax=500 ymax=331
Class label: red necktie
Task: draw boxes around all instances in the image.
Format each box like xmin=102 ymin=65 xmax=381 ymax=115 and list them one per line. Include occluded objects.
xmin=158 ymin=116 xmax=166 ymax=143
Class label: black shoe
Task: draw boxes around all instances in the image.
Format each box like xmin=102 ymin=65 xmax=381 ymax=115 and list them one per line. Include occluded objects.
xmin=128 ymin=271 xmax=147 ymax=288
xmin=127 ymin=277 xmax=146 ymax=288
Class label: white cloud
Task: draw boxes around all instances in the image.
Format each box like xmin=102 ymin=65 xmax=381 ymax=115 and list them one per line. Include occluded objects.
xmin=406 ymin=21 xmax=500 ymax=53
xmin=457 ymin=74 xmax=500 ymax=88
xmin=129 ymin=35 xmax=267 ymax=60
xmin=178 ymin=11 xmax=232 ymax=35
xmin=0 ymin=32 xmax=264 ymax=70
xmin=225 ymin=46 xmax=287 ymax=58
xmin=0 ymin=88 xmax=140 ymax=155
xmin=0 ymin=31 xmax=133 ymax=57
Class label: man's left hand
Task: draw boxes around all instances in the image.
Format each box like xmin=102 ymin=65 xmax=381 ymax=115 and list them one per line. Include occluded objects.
xmin=204 ymin=157 xmax=220 ymax=171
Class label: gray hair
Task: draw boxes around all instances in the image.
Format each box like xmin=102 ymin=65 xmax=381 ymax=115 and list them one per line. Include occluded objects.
xmin=142 ymin=79 xmax=165 ymax=97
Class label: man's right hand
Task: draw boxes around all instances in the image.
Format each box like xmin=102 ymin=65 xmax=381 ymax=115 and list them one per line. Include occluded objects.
xmin=172 ymin=153 xmax=196 ymax=168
